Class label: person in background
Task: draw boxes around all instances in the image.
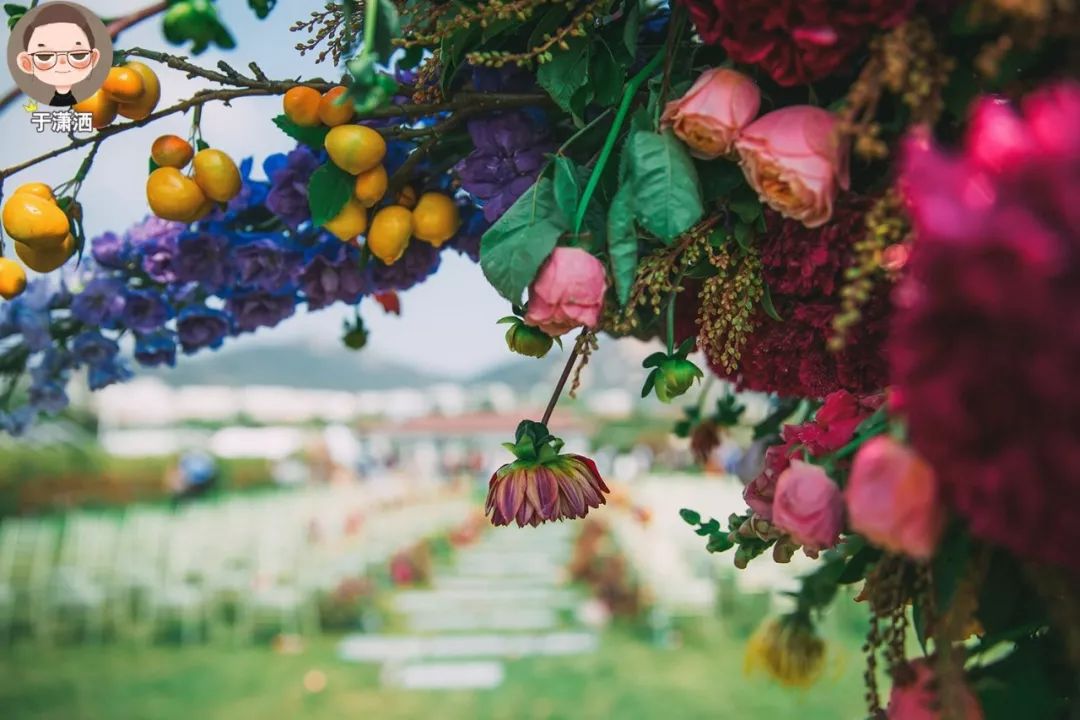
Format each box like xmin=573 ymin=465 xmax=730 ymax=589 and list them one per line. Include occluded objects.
xmin=166 ymin=449 xmax=219 ymax=507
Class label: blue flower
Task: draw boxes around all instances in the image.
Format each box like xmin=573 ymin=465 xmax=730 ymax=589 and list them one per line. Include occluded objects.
xmin=1 ymin=281 xmax=53 ymax=352
xmin=226 ymin=291 xmax=296 ymax=333
xmin=71 ymin=278 xmax=126 ymax=329
xmin=30 ymin=346 xmax=74 ymax=385
xmin=138 ymin=233 xmax=180 ymax=284
xmin=226 ymin=157 xmax=271 ymax=217
xmin=71 ymin=330 xmax=120 ymax=367
xmin=175 ymin=232 xmax=231 ymax=290
xmin=122 ymin=288 xmax=173 ymax=333
xmin=176 ymin=306 xmax=231 ymax=354
xmin=90 ymin=231 xmax=130 ymax=269
xmin=88 ymin=360 xmax=132 ymax=391
xmin=231 ymin=236 xmax=296 ymax=292
xmin=28 ymin=380 xmax=69 ymax=414
xmin=134 ymin=331 xmax=177 ymax=367
xmin=0 ymin=406 xmax=34 ymax=436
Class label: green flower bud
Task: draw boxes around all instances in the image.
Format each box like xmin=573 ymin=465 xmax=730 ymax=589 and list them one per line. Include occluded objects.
xmin=501 ymin=316 xmax=554 ymax=358
xmin=652 ymin=357 xmax=704 ymax=403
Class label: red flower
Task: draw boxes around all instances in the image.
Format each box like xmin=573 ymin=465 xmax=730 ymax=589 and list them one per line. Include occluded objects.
xmin=679 ymin=0 xmax=915 ymax=86
xmin=893 ymin=82 xmax=1080 ymax=570
xmin=784 ymin=390 xmax=876 ymax=455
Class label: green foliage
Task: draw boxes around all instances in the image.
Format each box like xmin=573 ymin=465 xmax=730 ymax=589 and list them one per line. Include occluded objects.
xmin=607 ymin=182 xmax=637 ymax=306
xmin=247 ymin=0 xmax=276 ymax=19
xmin=272 ymin=114 xmax=330 ymax=150
xmin=537 ymin=37 xmax=591 ymax=115
xmin=4 ymin=2 xmax=25 ymax=30
xmin=680 ymin=507 xmax=735 ymax=553
xmin=480 ymin=178 xmax=567 ymax=304
xmin=307 ymin=163 xmax=354 ymax=228
xmin=553 ymin=156 xmax=584 ymax=224
xmin=162 ymin=0 xmax=235 ymax=54
xmin=369 ymin=0 xmax=401 ymax=60
xmin=625 ymin=130 xmax=704 ymax=242
xmin=932 ymin=521 xmax=971 ymax=611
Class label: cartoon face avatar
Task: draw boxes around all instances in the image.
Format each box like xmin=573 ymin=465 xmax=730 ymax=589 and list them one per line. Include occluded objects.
xmin=15 ymin=4 xmax=101 ymax=107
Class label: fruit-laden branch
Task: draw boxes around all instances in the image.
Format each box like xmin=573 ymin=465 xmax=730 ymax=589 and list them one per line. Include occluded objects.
xmin=0 ymin=1 xmax=170 ymax=115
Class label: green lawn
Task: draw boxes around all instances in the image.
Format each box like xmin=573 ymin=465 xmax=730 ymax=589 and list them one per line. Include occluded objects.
xmin=0 ymin=620 xmax=868 ymax=720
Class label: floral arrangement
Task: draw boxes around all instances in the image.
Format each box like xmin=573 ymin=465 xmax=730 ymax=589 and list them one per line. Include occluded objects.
xmin=1 ymin=0 xmax=1079 ymax=714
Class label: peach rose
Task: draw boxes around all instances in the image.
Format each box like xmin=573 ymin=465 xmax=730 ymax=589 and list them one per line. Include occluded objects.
xmin=661 ymin=67 xmax=761 ymax=159
xmin=735 ymin=105 xmax=850 ymax=228
xmin=845 ymin=436 xmax=945 ymax=560
xmin=771 ymin=460 xmax=843 ymax=551
xmin=524 ymin=247 xmax=607 ymax=337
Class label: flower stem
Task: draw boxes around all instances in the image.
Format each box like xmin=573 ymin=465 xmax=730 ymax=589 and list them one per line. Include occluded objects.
xmin=363 ymin=0 xmax=379 ymax=55
xmin=573 ymin=51 xmax=665 ymax=235
xmin=541 ymin=331 xmax=586 ymax=426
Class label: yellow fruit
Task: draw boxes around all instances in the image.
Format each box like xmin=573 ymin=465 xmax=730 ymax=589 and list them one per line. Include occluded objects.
xmin=151 ymin=135 xmax=194 ymax=169
xmin=117 ymin=62 xmax=160 ymax=120
xmin=323 ymin=198 xmax=368 ymax=242
xmin=283 ymin=86 xmax=321 ymax=127
xmin=353 ymin=165 xmax=388 ymax=208
xmin=318 ymin=86 xmax=355 ymax=127
xmin=146 ymin=167 xmax=207 ymax=222
xmin=367 ymin=206 xmax=413 ymax=265
xmin=2 ymin=194 xmax=69 ymax=248
xmin=412 ymin=192 xmax=460 ymax=246
xmin=325 ymin=125 xmax=386 ymax=175
xmin=13 ymin=182 xmax=55 ymax=203
xmin=189 ymin=198 xmax=216 ymax=222
xmin=15 ymin=233 xmax=76 ymax=273
xmin=0 ymin=258 xmax=27 ymax=299
xmin=102 ymin=66 xmax=145 ymax=103
xmin=192 ymin=149 xmax=241 ymax=202
xmin=396 ymin=185 xmax=418 ymax=209
xmin=73 ymin=90 xmax=118 ymax=129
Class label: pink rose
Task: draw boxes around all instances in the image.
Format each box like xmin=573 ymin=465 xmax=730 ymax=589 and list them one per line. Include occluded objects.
xmin=845 ymin=436 xmax=944 ymax=560
xmin=735 ymin=106 xmax=850 ymax=228
xmin=888 ymin=661 xmax=984 ymax=720
xmin=743 ymin=442 xmax=794 ymax=520
xmin=524 ymin=247 xmax=607 ymax=337
xmin=772 ymin=460 xmax=843 ymax=551
xmin=661 ymin=68 xmax=761 ymax=159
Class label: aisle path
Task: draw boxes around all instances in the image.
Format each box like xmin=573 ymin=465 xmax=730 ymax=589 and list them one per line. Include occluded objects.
xmin=337 ymin=524 xmax=599 ymax=690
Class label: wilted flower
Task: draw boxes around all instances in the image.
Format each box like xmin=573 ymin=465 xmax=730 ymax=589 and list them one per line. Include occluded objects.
xmin=736 ymin=106 xmax=850 ymax=228
xmin=771 ymin=460 xmax=843 ymax=552
xmin=500 ymin=315 xmax=554 ymax=358
xmin=485 ymin=420 xmax=610 ymax=527
xmin=661 ymin=67 xmax=761 ymax=159
xmin=846 ymin=437 xmax=944 ymax=560
xmin=524 ymin=248 xmax=607 ymax=337
xmin=744 ymin=614 xmax=826 ymax=688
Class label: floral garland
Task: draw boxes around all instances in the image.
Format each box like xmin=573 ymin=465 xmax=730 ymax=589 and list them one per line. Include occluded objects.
xmin=0 ymin=0 xmax=1078 ymax=714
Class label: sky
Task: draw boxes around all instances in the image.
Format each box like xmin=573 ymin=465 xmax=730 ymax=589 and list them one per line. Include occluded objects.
xmin=0 ymin=0 xmax=513 ymax=378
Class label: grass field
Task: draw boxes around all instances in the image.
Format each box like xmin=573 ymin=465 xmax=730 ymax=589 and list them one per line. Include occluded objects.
xmin=0 ymin=619 xmax=869 ymax=720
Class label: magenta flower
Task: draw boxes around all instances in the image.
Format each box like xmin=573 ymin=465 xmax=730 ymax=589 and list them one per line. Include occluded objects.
xmin=485 ymin=421 xmax=610 ymax=527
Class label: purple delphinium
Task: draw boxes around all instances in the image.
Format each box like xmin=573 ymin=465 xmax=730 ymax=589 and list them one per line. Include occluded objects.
xmin=91 ymin=231 xmax=130 ymax=269
xmin=175 ymin=232 xmax=231 ymax=290
xmin=232 ymin=238 xmax=295 ymax=292
xmin=265 ymin=146 xmax=320 ymax=230
xmin=455 ymin=111 xmax=553 ymax=223
xmin=139 ymin=234 xmax=179 ymax=284
xmin=0 ymin=281 xmax=53 ymax=351
xmin=227 ymin=157 xmax=270 ymax=216
xmin=369 ymin=240 xmax=442 ymax=293
xmin=71 ymin=277 xmax=126 ymax=329
xmin=134 ymin=331 xmax=177 ymax=367
xmin=444 ymin=205 xmax=488 ymax=262
xmin=176 ymin=306 xmax=231 ymax=354
xmin=122 ymin=288 xmax=173 ymax=333
xmin=28 ymin=380 xmax=69 ymax=414
xmin=127 ymin=215 xmax=185 ymax=249
xmin=71 ymin=330 xmax=120 ymax=367
xmin=298 ymin=250 xmax=370 ymax=310
xmin=226 ymin=291 xmax=296 ymax=333
xmin=87 ymin=360 xmax=132 ymax=391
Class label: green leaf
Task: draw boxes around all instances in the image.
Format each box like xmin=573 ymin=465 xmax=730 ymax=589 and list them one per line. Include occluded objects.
xmin=537 ymin=37 xmax=590 ymax=114
xmin=195 ymin=139 xmax=210 ymax=152
xmin=640 ymin=369 xmax=657 ymax=398
xmin=527 ymin=5 xmax=570 ymax=49
xmin=247 ymin=0 xmax=276 ymax=18
xmin=729 ymin=189 xmax=762 ymax=225
xmin=553 ymin=156 xmax=583 ymax=223
xmin=706 ymin=532 xmax=734 ymax=553
xmin=148 ymin=157 xmax=160 ymax=175
xmin=761 ymin=282 xmax=783 ymax=322
xmin=272 ymin=114 xmax=329 ymax=150
xmin=372 ymin=0 xmax=401 ymax=60
xmin=3 ymin=3 xmax=25 ymax=16
xmin=480 ymin=178 xmax=568 ymax=304
xmin=697 ymin=160 xmax=746 ymax=203
xmin=933 ymin=521 xmax=971 ymax=612
xmin=308 ymin=163 xmax=354 ymax=228
xmin=591 ymin=39 xmax=623 ymax=107
xmin=622 ymin=0 xmax=641 ymax=57
xmin=607 ymin=183 xmax=637 ymax=306
xmin=626 ymin=130 xmax=704 ymax=242
xmin=679 ymin=508 xmax=701 ymax=526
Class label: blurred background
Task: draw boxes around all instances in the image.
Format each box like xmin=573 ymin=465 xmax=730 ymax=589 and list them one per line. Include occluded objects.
xmin=0 ymin=2 xmax=870 ymax=718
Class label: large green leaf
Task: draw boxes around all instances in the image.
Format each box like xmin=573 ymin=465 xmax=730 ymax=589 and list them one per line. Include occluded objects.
xmin=627 ymin=130 xmax=704 ymax=242
xmin=272 ymin=114 xmax=329 ymax=151
xmin=308 ymin=163 xmax=354 ymax=228
xmin=590 ymin=39 xmax=624 ymax=108
xmin=372 ymin=0 xmax=401 ymax=60
xmin=537 ymin=37 xmax=590 ymax=113
xmin=480 ymin=179 xmax=568 ymax=304
xmin=553 ymin=156 xmax=583 ymax=223
xmin=607 ymin=182 xmax=637 ymax=306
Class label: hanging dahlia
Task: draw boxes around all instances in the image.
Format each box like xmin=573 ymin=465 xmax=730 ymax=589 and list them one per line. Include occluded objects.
xmin=892 ymin=82 xmax=1080 ymax=571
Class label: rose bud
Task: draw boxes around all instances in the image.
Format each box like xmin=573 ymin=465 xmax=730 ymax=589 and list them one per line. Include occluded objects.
xmin=650 ymin=356 xmax=704 ymax=403
xmin=845 ymin=436 xmax=945 ymax=560
xmin=771 ymin=460 xmax=843 ymax=552
xmin=524 ymin=247 xmax=607 ymax=337
xmin=735 ymin=105 xmax=850 ymax=228
xmin=661 ymin=67 xmax=761 ymax=159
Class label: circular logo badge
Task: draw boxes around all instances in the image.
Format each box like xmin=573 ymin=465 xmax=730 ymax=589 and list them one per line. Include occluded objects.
xmin=7 ymin=2 xmax=113 ymax=108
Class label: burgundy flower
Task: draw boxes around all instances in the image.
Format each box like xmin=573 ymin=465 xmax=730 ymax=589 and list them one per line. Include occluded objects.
xmin=892 ymin=82 xmax=1080 ymax=570
xmin=680 ymin=0 xmax=915 ymax=86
